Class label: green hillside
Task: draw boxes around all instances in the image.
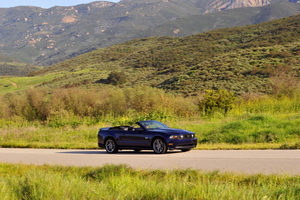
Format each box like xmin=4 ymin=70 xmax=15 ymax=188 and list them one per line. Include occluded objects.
xmin=0 ymin=54 xmax=41 ymax=76
xmin=0 ymin=54 xmax=20 ymax=63
xmin=2 ymin=13 xmax=300 ymax=96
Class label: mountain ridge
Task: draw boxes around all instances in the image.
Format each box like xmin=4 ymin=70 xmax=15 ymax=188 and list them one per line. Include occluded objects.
xmin=204 ymin=0 xmax=271 ymax=13
xmin=139 ymin=1 xmax=300 ymax=38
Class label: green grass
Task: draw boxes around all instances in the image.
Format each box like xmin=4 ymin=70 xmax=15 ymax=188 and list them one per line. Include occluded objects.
xmin=0 ymin=113 xmax=299 ymax=150
xmin=0 ymin=122 xmax=98 ymax=149
xmin=0 ymin=163 xmax=299 ymax=200
xmin=170 ymin=114 xmax=300 ymax=148
xmin=0 ymin=74 xmax=62 ymax=94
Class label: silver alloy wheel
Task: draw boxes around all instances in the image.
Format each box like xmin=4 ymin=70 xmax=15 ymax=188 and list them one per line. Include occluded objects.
xmin=152 ymin=138 xmax=167 ymax=154
xmin=105 ymin=139 xmax=118 ymax=153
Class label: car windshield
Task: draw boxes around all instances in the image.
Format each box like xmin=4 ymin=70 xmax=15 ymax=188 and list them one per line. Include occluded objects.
xmin=139 ymin=121 xmax=169 ymax=130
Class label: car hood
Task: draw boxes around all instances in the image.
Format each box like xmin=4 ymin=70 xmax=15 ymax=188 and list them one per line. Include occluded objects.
xmin=150 ymin=128 xmax=194 ymax=135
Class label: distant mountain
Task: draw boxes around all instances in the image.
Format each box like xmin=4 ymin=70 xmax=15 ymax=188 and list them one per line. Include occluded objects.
xmin=0 ymin=0 xmax=299 ymax=67
xmin=139 ymin=1 xmax=300 ymax=38
xmin=203 ymin=0 xmax=271 ymax=13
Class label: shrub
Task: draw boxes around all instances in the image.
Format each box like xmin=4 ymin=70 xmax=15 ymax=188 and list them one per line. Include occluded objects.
xmin=251 ymin=130 xmax=279 ymax=143
xmin=199 ymin=89 xmax=235 ymax=116
xmin=24 ymin=88 xmax=50 ymax=121
xmin=106 ymin=71 xmax=127 ymax=85
xmin=0 ymin=86 xmax=200 ymax=122
xmin=279 ymin=142 xmax=300 ymax=149
xmin=0 ymin=95 xmax=7 ymax=118
xmin=3 ymin=92 xmax=28 ymax=119
xmin=50 ymin=88 xmax=101 ymax=117
xmin=269 ymin=73 xmax=299 ymax=98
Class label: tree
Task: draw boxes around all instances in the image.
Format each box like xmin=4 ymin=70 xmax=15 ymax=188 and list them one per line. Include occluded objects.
xmin=107 ymin=71 xmax=127 ymax=85
xmin=199 ymin=89 xmax=235 ymax=116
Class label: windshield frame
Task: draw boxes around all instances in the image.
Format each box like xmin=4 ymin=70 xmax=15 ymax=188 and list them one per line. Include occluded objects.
xmin=137 ymin=120 xmax=169 ymax=130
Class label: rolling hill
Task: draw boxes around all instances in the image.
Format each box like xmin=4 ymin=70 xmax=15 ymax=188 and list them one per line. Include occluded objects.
xmin=9 ymin=13 xmax=298 ymax=97
xmin=0 ymin=54 xmax=40 ymax=76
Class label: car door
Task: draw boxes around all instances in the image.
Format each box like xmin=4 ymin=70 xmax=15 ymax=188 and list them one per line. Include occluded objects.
xmin=119 ymin=129 xmax=152 ymax=147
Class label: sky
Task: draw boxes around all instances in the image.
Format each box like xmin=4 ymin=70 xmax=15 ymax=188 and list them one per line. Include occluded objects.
xmin=0 ymin=0 xmax=120 ymax=8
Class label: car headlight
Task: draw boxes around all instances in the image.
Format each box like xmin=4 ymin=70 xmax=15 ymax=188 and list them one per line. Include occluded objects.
xmin=169 ymin=135 xmax=184 ymax=139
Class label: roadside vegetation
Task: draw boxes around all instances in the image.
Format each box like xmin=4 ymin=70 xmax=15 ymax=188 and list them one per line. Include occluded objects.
xmin=0 ymin=163 xmax=299 ymax=200
xmin=0 ymin=86 xmax=299 ymax=149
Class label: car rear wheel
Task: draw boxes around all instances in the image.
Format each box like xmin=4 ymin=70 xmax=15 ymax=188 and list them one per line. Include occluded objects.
xmin=105 ymin=138 xmax=118 ymax=153
xmin=152 ymin=138 xmax=167 ymax=154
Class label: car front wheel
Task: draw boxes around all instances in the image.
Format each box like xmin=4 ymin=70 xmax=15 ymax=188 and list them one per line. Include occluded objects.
xmin=152 ymin=138 xmax=167 ymax=154
xmin=105 ymin=139 xmax=118 ymax=153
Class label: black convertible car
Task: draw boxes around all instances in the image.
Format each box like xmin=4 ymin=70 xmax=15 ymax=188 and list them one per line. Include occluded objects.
xmin=98 ymin=120 xmax=197 ymax=154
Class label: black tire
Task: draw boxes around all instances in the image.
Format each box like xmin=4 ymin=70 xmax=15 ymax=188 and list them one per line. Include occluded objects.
xmin=105 ymin=138 xmax=118 ymax=153
xmin=152 ymin=138 xmax=167 ymax=154
xmin=181 ymin=149 xmax=191 ymax=152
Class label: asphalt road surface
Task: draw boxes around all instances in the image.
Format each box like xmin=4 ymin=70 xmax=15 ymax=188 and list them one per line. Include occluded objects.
xmin=1 ymin=148 xmax=299 ymax=175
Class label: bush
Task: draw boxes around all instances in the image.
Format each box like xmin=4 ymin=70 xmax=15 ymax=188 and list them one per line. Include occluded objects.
xmin=251 ymin=130 xmax=279 ymax=143
xmin=270 ymin=74 xmax=299 ymax=98
xmin=279 ymin=142 xmax=300 ymax=149
xmin=1 ymin=87 xmax=199 ymax=122
xmin=106 ymin=71 xmax=127 ymax=85
xmin=199 ymin=89 xmax=235 ymax=116
xmin=0 ymin=95 xmax=7 ymax=118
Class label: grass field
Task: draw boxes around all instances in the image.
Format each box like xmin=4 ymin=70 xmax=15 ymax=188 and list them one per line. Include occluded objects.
xmin=0 ymin=112 xmax=299 ymax=150
xmin=0 ymin=163 xmax=299 ymax=200
xmin=0 ymin=74 xmax=58 ymax=94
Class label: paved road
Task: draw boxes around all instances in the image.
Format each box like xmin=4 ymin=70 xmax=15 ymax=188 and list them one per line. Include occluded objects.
xmin=1 ymin=148 xmax=299 ymax=175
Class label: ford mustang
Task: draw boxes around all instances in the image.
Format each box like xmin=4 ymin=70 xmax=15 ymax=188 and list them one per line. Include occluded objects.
xmin=98 ymin=120 xmax=197 ymax=154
